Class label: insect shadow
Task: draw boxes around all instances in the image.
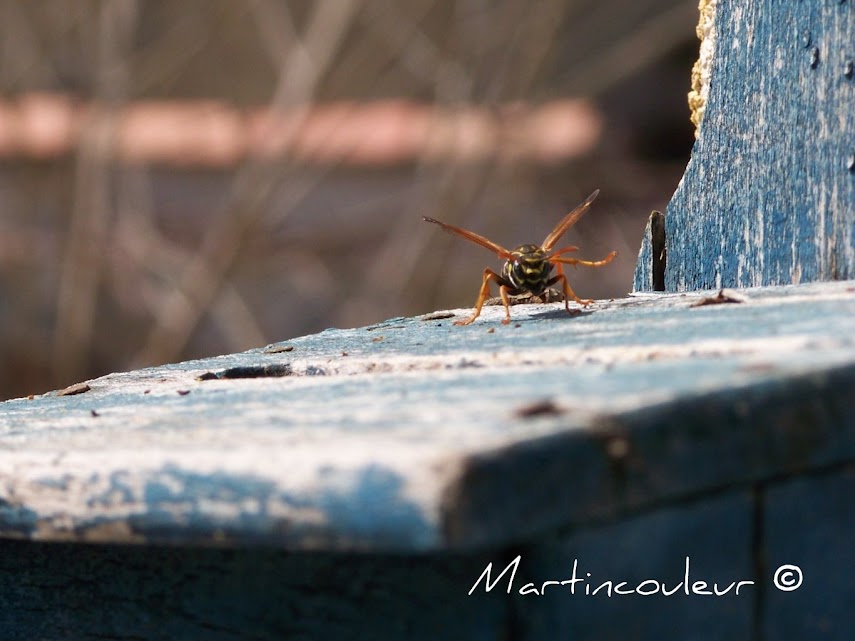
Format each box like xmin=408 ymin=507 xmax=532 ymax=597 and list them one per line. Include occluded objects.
xmin=529 ymin=306 xmax=595 ymax=321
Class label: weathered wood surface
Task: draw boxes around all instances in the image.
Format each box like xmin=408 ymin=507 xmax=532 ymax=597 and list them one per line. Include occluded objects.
xmin=522 ymin=491 xmax=757 ymax=641
xmin=635 ymin=0 xmax=854 ymax=291
xmin=1 ymin=280 xmax=853 ymax=551
xmin=520 ymin=467 xmax=855 ymax=641
xmin=0 ymin=539 xmax=507 ymax=641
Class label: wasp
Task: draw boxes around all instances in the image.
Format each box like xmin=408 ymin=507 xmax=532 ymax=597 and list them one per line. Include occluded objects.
xmin=423 ymin=189 xmax=617 ymax=325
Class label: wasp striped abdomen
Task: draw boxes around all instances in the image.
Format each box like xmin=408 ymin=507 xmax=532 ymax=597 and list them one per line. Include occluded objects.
xmin=502 ymin=245 xmax=554 ymax=296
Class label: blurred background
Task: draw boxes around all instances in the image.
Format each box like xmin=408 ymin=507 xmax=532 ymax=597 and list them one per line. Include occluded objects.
xmin=0 ymin=0 xmax=697 ymax=400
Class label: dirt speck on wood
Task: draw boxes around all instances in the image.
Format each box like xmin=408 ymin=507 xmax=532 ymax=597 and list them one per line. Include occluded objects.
xmin=57 ymin=382 xmax=91 ymax=396
xmin=420 ymin=311 xmax=456 ymax=321
xmin=691 ymin=289 xmax=746 ymax=307
xmin=514 ymin=399 xmax=563 ymax=418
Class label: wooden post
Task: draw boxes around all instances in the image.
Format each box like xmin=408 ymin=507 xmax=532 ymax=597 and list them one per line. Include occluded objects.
xmin=635 ymin=0 xmax=854 ymax=291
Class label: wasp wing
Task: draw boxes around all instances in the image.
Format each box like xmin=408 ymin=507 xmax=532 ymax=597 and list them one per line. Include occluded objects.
xmin=423 ymin=217 xmax=514 ymax=260
xmin=541 ymin=189 xmax=600 ymax=252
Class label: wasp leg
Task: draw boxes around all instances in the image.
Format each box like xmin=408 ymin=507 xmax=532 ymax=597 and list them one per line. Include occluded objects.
xmin=455 ymin=268 xmax=512 ymax=326
xmin=552 ymin=250 xmax=617 ymax=268
xmin=548 ymin=245 xmax=579 ymax=258
xmin=546 ymin=251 xmax=616 ymax=314
xmin=497 ymin=282 xmax=512 ymax=324
xmin=548 ymin=264 xmax=594 ymax=311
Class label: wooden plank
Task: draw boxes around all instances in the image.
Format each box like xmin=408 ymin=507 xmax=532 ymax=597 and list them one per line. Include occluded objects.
xmin=762 ymin=466 xmax=855 ymax=641
xmin=635 ymin=0 xmax=854 ymax=291
xmin=0 ymin=539 xmax=506 ymax=641
xmin=1 ymin=281 xmax=854 ymax=551
xmin=517 ymin=491 xmax=755 ymax=641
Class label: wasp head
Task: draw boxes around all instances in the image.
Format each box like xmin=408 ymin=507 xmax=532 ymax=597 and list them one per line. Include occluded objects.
xmin=502 ymin=244 xmax=553 ymax=295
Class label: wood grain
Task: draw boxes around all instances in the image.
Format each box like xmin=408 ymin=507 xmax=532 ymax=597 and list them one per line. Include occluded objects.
xmin=2 ymin=281 xmax=853 ymax=551
xmin=635 ymin=0 xmax=854 ymax=291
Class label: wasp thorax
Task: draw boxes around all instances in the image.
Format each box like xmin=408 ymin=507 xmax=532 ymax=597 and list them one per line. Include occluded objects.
xmin=502 ymin=244 xmax=553 ymax=295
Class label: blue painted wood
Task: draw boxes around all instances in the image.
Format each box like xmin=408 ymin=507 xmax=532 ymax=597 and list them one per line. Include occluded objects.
xmin=635 ymin=0 xmax=854 ymax=292
xmin=519 ymin=492 xmax=755 ymax=641
xmin=762 ymin=467 xmax=855 ymax=641
xmin=0 ymin=540 xmax=506 ymax=641
xmin=1 ymin=281 xmax=854 ymax=551
xmin=0 ymin=280 xmax=853 ymax=639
